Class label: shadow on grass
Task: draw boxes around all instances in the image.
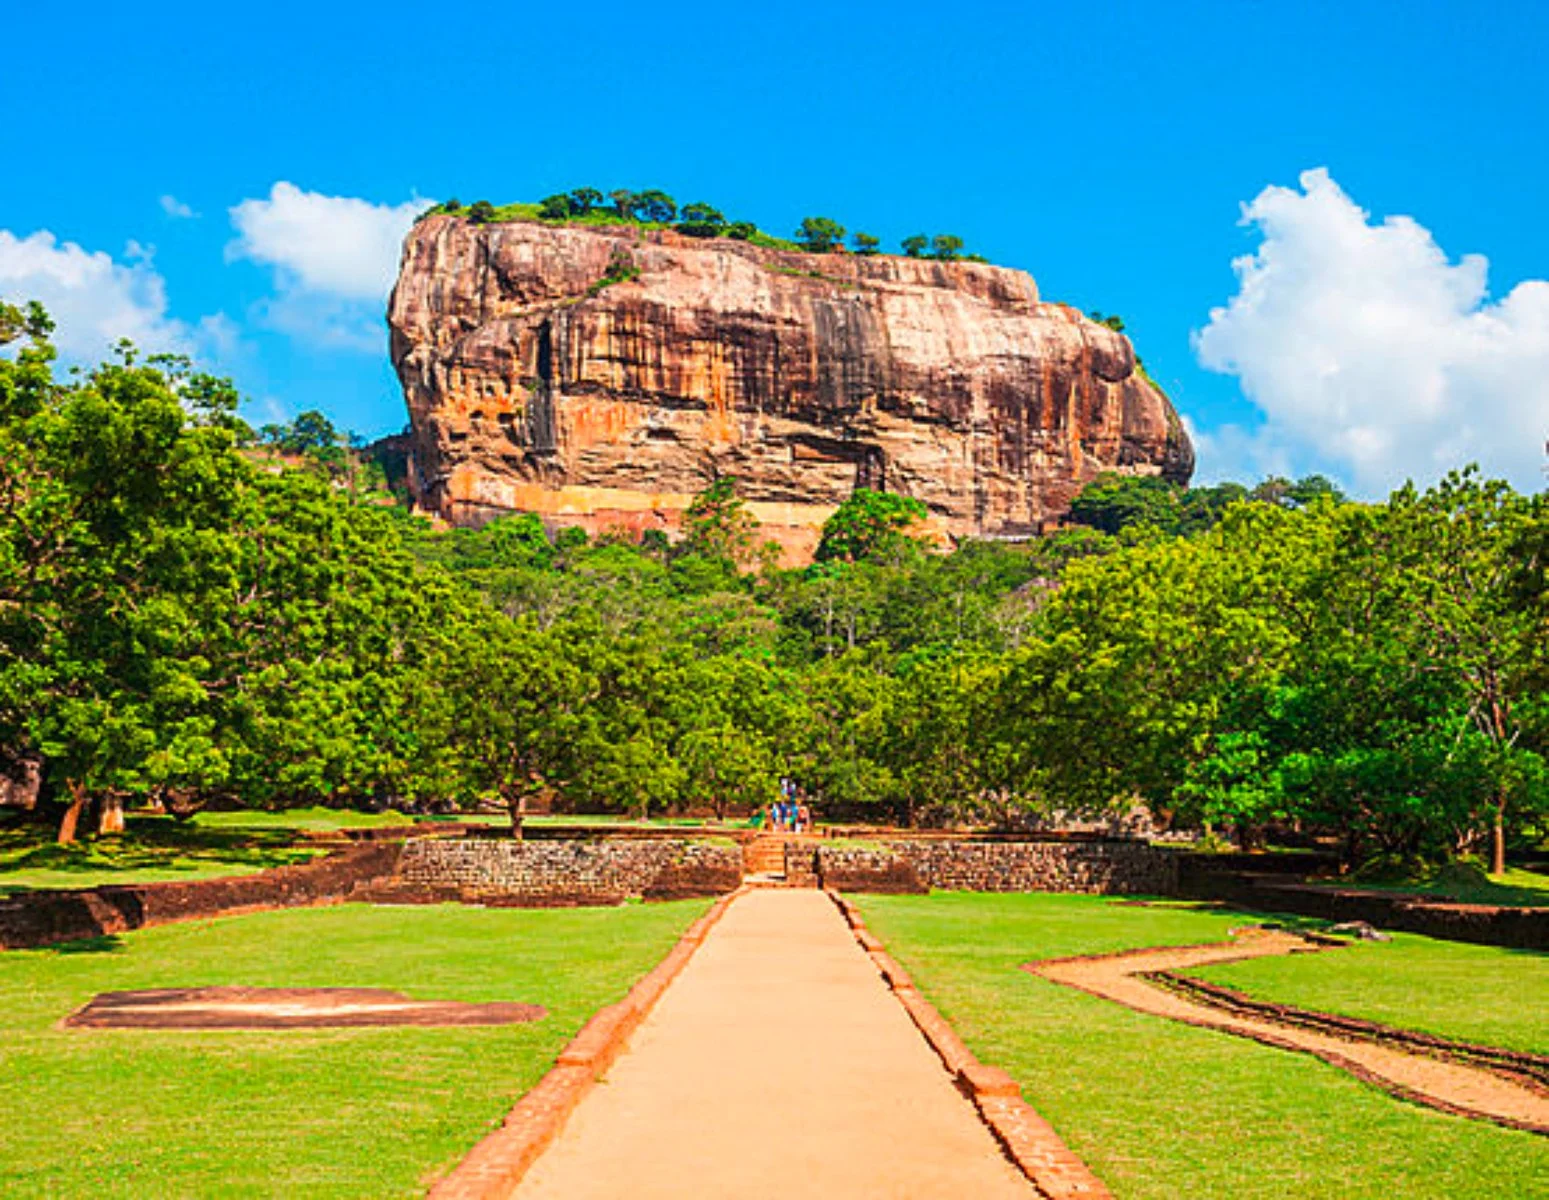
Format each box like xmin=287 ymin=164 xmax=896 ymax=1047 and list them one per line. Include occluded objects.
xmin=45 ymin=934 xmax=125 ymax=954
xmin=1106 ymin=896 xmax=1341 ymax=935
xmin=0 ymin=818 xmax=317 ymax=893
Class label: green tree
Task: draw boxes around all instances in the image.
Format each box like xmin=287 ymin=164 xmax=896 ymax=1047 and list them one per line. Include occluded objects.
xmin=0 ymin=311 xmax=248 ymax=840
xmin=815 ymin=489 xmax=930 ymax=563
xmin=1066 ymin=472 xmax=1183 ymax=535
xmin=851 ymin=232 xmax=881 ymax=256
xmin=681 ymin=477 xmax=759 ymax=567
xmin=635 ymin=190 xmax=677 ymax=223
xmin=537 ymin=194 xmax=573 ymax=220
xmin=466 ymin=200 xmax=497 ymax=224
xmin=930 ymin=234 xmax=965 ymax=261
xmin=609 ymin=189 xmax=638 ymax=219
xmin=796 ymin=217 xmax=846 ymax=253
xmin=901 ymin=234 xmax=929 ymax=258
xmin=1375 ymin=472 xmax=1547 ymax=871
xmin=568 ymin=187 xmax=603 ymax=214
xmin=677 ymin=203 xmax=726 ymax=238
xmin=417 ymin=611 xmax=583 ymax=833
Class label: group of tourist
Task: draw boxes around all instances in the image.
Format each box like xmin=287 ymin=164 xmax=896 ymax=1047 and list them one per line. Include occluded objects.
xmin=766 ymin=778 xmax=812 ymax=833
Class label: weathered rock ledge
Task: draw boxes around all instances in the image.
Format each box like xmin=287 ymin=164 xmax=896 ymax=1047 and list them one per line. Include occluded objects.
xmin=389 ymin=217 xmax=1193 ymax=559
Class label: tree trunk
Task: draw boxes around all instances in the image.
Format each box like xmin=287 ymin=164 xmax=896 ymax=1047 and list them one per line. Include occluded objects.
xmin=507 ymin=794 xmax=525 ymax=841
xmin=97 ymin=793 xmax=126 ymax=836
xmin=1492 ymin=796 xmax=1507 ymax=876
xmin=57 ymin=780 xmax=89 ymax=845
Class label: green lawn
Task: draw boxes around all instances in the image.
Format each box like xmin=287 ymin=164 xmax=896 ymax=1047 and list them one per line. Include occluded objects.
xmin=1311 ymin=866 xmax=1549 ymax=908
xmin=0 ymin=899 xmax=704 ymax=1198
xmin=1194 ymin=931 xmax=1547 ymax=1054
xmin=857 ymin=893 xmax=1549 ymax=1200
xmin=189 ymin=806 xmax=421 ymax=832
xmin=0 ymin=816 xmax=324 ymax=894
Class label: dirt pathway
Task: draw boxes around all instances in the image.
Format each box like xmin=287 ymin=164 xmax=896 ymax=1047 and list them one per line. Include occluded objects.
xmin=514 ymin=888 xmax=1034 ymax=1199
xmin=1029 ymin=930 xmax=1549 ymax=1134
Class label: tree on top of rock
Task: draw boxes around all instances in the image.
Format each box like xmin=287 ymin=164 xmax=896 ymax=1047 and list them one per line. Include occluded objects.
xmin=796 ymin=217 xmax=846 ymax=253
xmin=568 ymin=187 xmax=603 ymax=215
xmin=609 ymin=189 xmax=637 ymax=219
xmin=931 ymin=235 xmax=965 ymax=261
xmin=634 ymin=190 xmax=677 ymax=223
xmin=677 ymin=203 xmax=727 ymax=238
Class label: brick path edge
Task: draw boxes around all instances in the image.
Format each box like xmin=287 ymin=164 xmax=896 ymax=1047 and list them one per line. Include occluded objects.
xmin=826 ymin=890 xmax=1114 ymax=1200
xmin=427 ymin=887 xmax=749 ymax=1200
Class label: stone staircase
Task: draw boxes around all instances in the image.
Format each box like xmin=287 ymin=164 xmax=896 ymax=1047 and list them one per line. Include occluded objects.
xmin=742 ymin=834 xmax=823 ymax=886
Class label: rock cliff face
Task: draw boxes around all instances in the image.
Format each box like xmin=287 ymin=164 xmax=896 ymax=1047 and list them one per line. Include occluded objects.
xmin=388 ymin=216 xmax=1192 ymax=559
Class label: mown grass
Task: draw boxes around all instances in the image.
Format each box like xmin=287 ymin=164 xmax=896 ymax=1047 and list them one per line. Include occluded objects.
xmin=1195 ymin=931 xmax=1547 ymax=1055
xmin=0 ymin=899 xmax=704 ymax=1197
xmin=1318 ymin=866 xmax=1549 ymax=908
xmin=0 ymin=816 xmax=324 ymax=894
xmin=190 ymin=806 xmax=419 ymax=832
xmin=856 ymin=893 xmax=1549 ymax=1200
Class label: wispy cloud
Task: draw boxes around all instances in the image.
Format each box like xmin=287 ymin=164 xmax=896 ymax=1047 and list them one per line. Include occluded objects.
xmin=160 ymin=194 xmax=198 ymax=220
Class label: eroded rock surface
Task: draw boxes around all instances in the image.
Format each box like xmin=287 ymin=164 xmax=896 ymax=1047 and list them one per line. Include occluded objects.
xmin=389 ymin=217 xmax=1193 ymax=559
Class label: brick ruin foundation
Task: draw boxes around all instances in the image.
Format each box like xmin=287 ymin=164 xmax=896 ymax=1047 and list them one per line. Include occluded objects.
xmin=363 ymin=838 xmax=745 ymax=906
xmin=812 ymin=838 xmax=1178 ymax=896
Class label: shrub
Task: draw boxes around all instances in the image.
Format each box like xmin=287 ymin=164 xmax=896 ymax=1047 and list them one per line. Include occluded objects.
xmin=725 ymin=221 xmax=756 ymax=240
xmin=537 ymin=194 xmax=574 ymax=221
xmin=466 ymin=200 xmax=497 ymax=224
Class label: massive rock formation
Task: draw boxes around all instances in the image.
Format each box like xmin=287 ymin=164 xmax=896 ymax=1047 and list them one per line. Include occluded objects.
xmin=388 ymin=215 xmax=1192 ymax=559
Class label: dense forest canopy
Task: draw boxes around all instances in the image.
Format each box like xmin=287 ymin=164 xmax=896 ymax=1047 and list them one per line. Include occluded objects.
xmin=2 ymin=301 xmax=1546 ymax=874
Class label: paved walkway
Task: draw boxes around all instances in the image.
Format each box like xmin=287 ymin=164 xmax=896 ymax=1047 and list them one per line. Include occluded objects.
xmin=515 ymin=889 xmax=1033 ymax=1199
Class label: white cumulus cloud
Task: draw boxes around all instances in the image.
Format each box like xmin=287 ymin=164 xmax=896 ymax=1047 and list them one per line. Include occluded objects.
xmin=1193 ymin=168 xmax=1549 ymax=495
xmin=0 ymin=229 xmax=219 ymax=363
xmin=226 ymin=182 xmax=427 ymax=351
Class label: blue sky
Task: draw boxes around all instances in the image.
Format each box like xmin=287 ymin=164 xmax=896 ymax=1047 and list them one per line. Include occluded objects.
xmin=3 ymin=0 xmax=1546 ymax=495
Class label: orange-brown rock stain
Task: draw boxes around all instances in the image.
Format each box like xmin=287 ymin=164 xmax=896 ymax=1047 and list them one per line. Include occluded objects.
xmin=390 ymin=217 xmax=1194 ymax=561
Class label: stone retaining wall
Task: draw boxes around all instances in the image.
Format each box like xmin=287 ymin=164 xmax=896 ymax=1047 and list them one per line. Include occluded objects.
xmin=379 ymin=839 xmax=743 ymax=906
xmin=817 ymin=839 xmax=1175 ymax=895
xmin=0 ymin=842 xmax=402 ymax=951
xmin=814 ymin=847 xmax=927 ymax=894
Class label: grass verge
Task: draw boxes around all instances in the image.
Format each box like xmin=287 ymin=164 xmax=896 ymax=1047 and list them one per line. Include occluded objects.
xmin=0 ymin=899 xmax=705 ymax=1197
xmin=1193 ymin=930 xmax=1547 ymax=1054
xmin=856 ymin=892 xmax=1549 ymax=1200
xmin=1315 ymin=866 xmax=1549 ymax=908
xmin=0 ymin=816 xmax=325 ymax=894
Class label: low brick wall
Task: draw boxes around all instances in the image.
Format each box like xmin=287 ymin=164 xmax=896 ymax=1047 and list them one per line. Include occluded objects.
xmin=815 ymin=847 xmax=926 ymax=894
xmin=819 ymin=839 xmax=1176 ymax=895
xmin=377 ymin=839 xmax=743 ymax=907
xmin=0 ymin=842 xmax=402 ymax=951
